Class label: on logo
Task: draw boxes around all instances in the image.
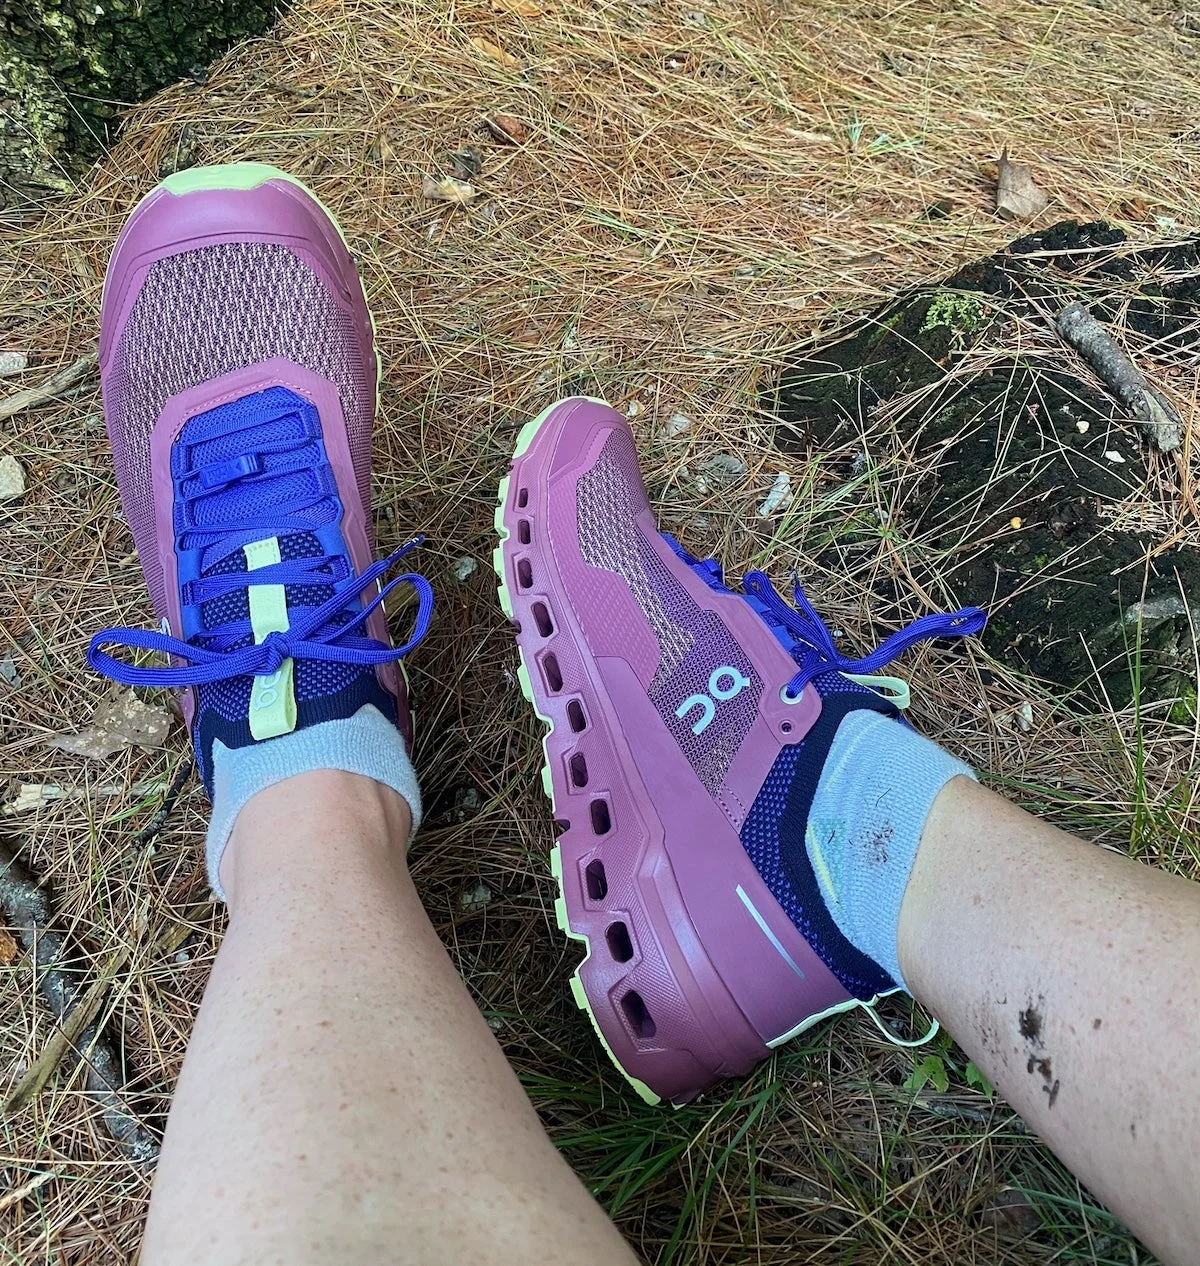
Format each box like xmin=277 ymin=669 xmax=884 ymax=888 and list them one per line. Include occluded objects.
xmin=675 ymin=666 xmax=751 ymax=735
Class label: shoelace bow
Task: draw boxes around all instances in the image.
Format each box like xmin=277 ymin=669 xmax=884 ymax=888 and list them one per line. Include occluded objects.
xmin=88 ymin=538 xmax=434 ymax=688
xmin=740 ymin=570 xmax=986 ymax=698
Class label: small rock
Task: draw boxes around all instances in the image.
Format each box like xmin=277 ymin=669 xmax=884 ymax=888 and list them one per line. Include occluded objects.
xmin=700 ymin=453 xmax=748 ymax=485
xmin=1104 ymin=450 xmax=1126 ymax=464
xmin=451 ymin=555 xmax=479 ymax=582
xmin=758 ymin=471 xmax=793 ymax=517
xmin=1075 ymin=419 xmax=1090 ymax=434
xmin=0 ymin=654 xmax=18 ymax=687
xmin=174 ymin=950 xmax=190 ymax=964
xmin=449 ymin=146 xmax=483 ymax=178
xmin=979 ymin=1187 xmax=1039 ymax=1235
xmin=0 ymin=456 xmax=26 ymax=501
xmin=460 ymin=880 xmax=493 ymax=913
xmin=660 ymin=412 xmax=692 ymax=440
xmin=455 ymin=786 xmax=482 ymax=817
xmin=1016 ymin=701 xmax=1034 ymax=732
xmin=625 ymin=400 xmax=642 ymax=419
xmin=0 ymin=352 xmax=28 ymax=376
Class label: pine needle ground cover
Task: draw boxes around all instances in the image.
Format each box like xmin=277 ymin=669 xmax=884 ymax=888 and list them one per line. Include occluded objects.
xmin=3 ymin=1 xmax=1199 ymax=1260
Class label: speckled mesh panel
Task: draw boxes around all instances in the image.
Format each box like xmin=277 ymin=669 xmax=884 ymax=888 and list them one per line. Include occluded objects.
xmin=103 ymin=241 xmax=372 ymax=619
xmin=577 ymin=429 xmax=762 ymax=792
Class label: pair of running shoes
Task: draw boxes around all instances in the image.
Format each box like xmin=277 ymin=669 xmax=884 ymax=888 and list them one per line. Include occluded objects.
xmin=91 ymin=164 xmax=983 ymax=1105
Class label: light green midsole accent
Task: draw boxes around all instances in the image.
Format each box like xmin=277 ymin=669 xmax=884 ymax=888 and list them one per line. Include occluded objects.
xmin=767 ymin=996 xmax=865 ymax=1049
xmin=245 ymin=537 xmax=297 ymax=740
xmin=493 ymin=398 xmax=661 ymax=1107
xmin=161 ymin=161 xmax=302 ymax=196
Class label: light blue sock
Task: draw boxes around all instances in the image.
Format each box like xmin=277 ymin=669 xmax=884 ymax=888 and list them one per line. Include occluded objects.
xmin=805 ymin=710 xmax=974 ymax=990
xmin=205 ymin=703 xmax=422 ymax=899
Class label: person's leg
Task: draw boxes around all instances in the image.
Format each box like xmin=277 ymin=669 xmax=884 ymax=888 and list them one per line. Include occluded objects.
xmin=897 ymin=776 xmax=1200 ymax=1266
xmin=141 ymin=768 xmax=637 ymax=1266
xmin=494 ymin=399 xmax=1199 ymax=1263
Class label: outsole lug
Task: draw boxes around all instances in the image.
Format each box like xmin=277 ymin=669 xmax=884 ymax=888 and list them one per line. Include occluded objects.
xmin=495 ymin=399 xmax=661 ymax=1107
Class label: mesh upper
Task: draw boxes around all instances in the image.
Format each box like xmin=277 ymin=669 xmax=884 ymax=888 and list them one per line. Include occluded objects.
xmin=577 ymin=428 xmax=762 ymax=792
xmin=104 ymin=241 xmax=373 ymax=621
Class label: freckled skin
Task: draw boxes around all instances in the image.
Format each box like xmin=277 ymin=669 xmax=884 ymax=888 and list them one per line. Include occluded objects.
xmin=899 ymin=777 xmax=1200 ymax=1266
xmin=138 ymin=767 xmax=1200 ymax=1266
xmin=140 ymin=771 xmax=638 ymax=1266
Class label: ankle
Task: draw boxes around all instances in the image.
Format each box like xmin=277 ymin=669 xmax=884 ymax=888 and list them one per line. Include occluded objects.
xmin=801 ymin=710 xmax=975 ymax=992
xmin=221 ymin=769 xmax=413 ymax=906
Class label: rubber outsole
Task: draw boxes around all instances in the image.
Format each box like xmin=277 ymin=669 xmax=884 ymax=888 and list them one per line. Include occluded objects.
xmin=494 ymin=400 xmax=661 ymax=1105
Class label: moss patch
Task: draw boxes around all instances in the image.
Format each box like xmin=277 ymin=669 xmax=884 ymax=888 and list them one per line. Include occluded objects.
xmin=1 ymin=0 xmax=279 ymax=203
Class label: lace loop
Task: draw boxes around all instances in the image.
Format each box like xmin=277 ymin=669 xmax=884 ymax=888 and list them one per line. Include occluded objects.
xmin=741 ymin=570 xmax=985 ymax=697
xmin=88 ymin=538 xmax=433 ymax=688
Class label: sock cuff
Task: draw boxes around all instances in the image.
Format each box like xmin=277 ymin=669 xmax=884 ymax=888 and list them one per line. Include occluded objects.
xmin=807 ymin=710 xmax=974 ymax=991
xmin=205 ymin=703 xmax=422 ymax=900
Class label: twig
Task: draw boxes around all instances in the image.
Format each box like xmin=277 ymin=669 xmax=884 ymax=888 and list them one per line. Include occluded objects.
xmin=0 ymin=1169 xmax=57 ymax=1213
xmin=136 ymin=757 xmax=195 ymax=846
xmin=0 ymin=351 xmax=99 ymax=421
xmin=1055 ymin=301 xmax=1182 ymax=451
xmin=0 ymin=836 xmax=159 ymax=1163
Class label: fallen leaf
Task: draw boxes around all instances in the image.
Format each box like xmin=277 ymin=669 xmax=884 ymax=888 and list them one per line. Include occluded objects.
xmin=996 ymin=149 xmax=1048 ymax=221
xmin=492 ymin=0 xmax=545 ymax=14
xmin=470 ymin=36 xmax=520 ymax=68
xmin=368 ymin=132 xmax=395 ymax=164
xmin=1120 ymin=195 xmax=1152 ymax=222
xmin=485 ymin=112 xmax=529 ymax=145
xmin=0 ymin=927 xmax=17 ymax=965
xmin=51 ymin=689 xmax=172 ymax=761
xmin=660 ymin=412 xmax=692 ymax=440
xmin=421 ymin=175 xmax=478 ymax=205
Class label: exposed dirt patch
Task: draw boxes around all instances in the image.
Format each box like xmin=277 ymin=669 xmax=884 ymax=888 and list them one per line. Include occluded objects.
xmin=775 ymin=223 xmax=1200 ymax=708
xmin=1019 ymin=1003 xmax=1044 ymax=1046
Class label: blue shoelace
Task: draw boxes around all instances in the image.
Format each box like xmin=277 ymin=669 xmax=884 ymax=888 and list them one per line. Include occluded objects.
xmin=664 ymin=535 xmax=985 ymax=697
xmin=741 ymin=570 xmax=985 ymax=698
xmin=88 ymin=539 xmax=434 ymax=688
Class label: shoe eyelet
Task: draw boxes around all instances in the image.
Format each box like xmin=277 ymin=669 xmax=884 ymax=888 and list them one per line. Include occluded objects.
xmin=779 ymin=684 xmax=804 ymax=705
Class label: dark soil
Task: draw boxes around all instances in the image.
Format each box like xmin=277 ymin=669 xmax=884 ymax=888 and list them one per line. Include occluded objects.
xmin=773 ymin=222 xmax=1200 ymax=709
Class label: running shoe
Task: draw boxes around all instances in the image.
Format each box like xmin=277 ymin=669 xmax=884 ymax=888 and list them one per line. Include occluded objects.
xmin=88 ymin=164 xmax=431 ymax=791
xmin=494 ymin=398 xmax=983 ymax=1104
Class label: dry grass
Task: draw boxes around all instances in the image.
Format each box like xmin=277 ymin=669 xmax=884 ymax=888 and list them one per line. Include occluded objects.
xmin=3 ymin=0 xmax=1200 ymax=1260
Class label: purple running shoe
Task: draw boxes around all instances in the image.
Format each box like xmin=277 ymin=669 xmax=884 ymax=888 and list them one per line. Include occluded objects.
xmin=89 ymin=164 xmax=431 ymax=791
xmin=494 ymin=398 xmax=984 ymax=1104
